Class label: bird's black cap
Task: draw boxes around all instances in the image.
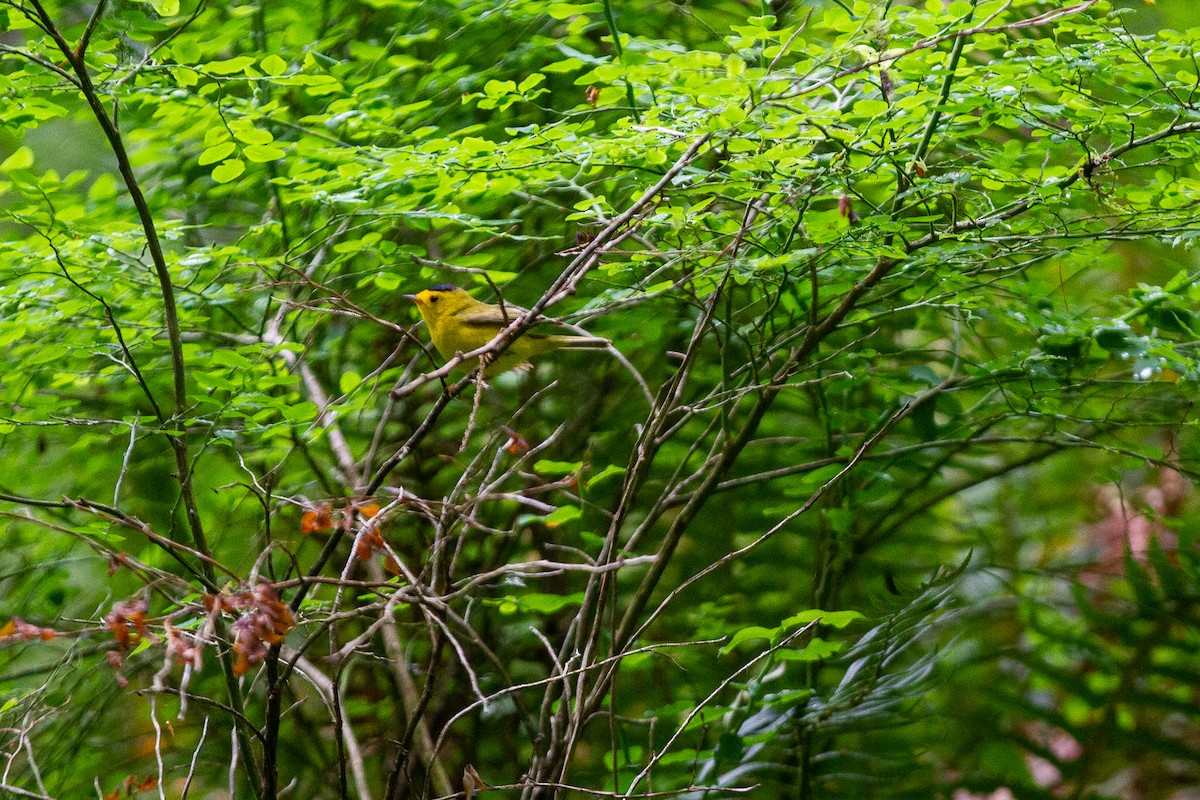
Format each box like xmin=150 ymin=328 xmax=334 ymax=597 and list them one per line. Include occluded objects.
xmin=428 ymin=283 xmax=458 ymax=292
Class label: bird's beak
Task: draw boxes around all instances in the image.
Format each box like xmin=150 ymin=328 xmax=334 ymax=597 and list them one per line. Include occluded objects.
xmin=403 ymin=294 xmax=418 ymax=301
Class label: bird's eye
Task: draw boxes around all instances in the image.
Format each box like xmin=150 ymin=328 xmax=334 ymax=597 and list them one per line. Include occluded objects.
xmin=429 ymin=295 xmax=439 ymax=303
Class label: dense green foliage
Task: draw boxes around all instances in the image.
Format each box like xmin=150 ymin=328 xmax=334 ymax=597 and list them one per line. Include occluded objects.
xmin=1 ymin=0 xmax=1198 ymax=798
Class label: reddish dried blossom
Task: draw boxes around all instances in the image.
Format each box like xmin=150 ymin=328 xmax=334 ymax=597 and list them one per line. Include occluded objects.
xmin=0 ymin=617 xmax=57 ymax=641
xmin=106 ymin=649 xmax=128 ymax=688
xmin=202 ymin=587 xmax=297 ymax=675
xmin=837 ymin=194 xmax=860 ymax=225
xmin=105 ymin=599 xmax=149 ymax=651
xmin=228 ymin=586 xmax=296 ymax=677
xmin=107 ymin=553 xmax=128 ymax=576
xmin=165 ymin=624 xmax=203 ymax=669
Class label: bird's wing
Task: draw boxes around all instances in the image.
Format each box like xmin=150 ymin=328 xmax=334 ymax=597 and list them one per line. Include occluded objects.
xmin=460 ymin=304 xmax=539 ymax=327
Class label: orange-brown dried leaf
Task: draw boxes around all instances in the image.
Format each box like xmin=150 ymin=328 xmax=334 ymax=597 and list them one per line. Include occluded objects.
xmin=231 ymin=616 xmax=265 ymax=676
xmin=355 ymin=527 xmax=385 ymax=560
xmin=233 ymin=649 xmax=253 ymax=677
xmin=108 ymin=619 xmax=131 ymax=649
xmin=301 ymin=505 xmax=333 ymax=534
xmin=356 ymin=502 xmax=381 ymax=519
xmin=227 ymin=591 xmax=254 ymax=612
xmin=231 ymin=586 xmax=296 ymax=675
xmin=253 ymin=585 xmax=295 ymax=634
xmin=504 ymin=430 xmax=530 ymax=455
xmin=354 ymin=537 xmax=372 ymax=560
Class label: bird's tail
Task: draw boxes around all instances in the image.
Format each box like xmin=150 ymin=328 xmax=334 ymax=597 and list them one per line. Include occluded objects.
xmin=545 ymin=335 xmax=610 ymax=349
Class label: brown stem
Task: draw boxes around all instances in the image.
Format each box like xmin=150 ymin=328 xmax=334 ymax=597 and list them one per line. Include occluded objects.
xmin=26 ymin=1 xmax=260 ymax=792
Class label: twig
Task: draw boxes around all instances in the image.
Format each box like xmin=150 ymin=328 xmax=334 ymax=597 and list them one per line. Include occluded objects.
xmin=180 ymin=716 xmax=209 ymax=800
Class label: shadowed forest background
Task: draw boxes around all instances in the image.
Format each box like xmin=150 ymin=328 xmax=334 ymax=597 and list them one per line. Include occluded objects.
xmin=1 ymin=0 xmax=1199 ymax=798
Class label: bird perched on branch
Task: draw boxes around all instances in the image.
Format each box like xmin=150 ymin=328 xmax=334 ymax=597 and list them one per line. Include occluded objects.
xmin=405 ymin=284 xmax=609 ymax=376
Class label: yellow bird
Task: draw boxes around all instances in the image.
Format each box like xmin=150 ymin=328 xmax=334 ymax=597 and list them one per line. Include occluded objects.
xmin=405 ymin=284 xmax=609 ymax=376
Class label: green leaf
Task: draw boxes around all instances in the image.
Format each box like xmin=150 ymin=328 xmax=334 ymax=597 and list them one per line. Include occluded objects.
xmin=243 ymin=144 xmax=286 ymax=163
xmin=518 ymin=592 xmax=585 ymax=613
xmin=543 ymin=505 xmax=581 ymax=526
xmin=171 ymin=39 xmax=200 ymax=63
xmin=1 ymin=146 xmax=34 ymax=172
xmin=534 ymin=459 xmax=582 ymax=475
xmin=518 ymin=73 xmax=545 ymax=93
xmin=232 ymin=127 xmax=275 ymax=145
xmin=281 ymin=401 xmax=319 ymax=422
xmin=211 ymin=159 xmax=246 ymax=183
xmin=777 ymin=637 xmax=843 ymax=662
xmin=211 ymin=349 xmax=256 ymax=369
xmin=260 ymin=54 xmax=289 ymax=76
xmin=546 ymin=2 xmax=601 ymax=20
xmin=489 ymin=592 xmax=585 ymax=614
xmin=721 ymin=625 xmax=777 ymax=654
xmin=586 ymin=464 xmax=625 ymax=488
xmin=543 ymin=58 xmax=584 ymax=74
xmin=783 ymin=609 xmax=866 ymax=629
xmin=198 ymin=142 xmax=237 ymax=166
xmin=87 ymin=173 xmax=119 ymax=201
xmin=497 ymin=599 xmax=518 ymax=615
xmin=339 ymin=371 xmax=362 ymax=394
xmin=374 ymin=273 xmax=401 ymax=291
xmin=207 ymin=56 xmax=257 ymax=76
xmin=855 ymin=99 xmax=890 ymax=117
xmin=483 ymin=79 xmax=517 ymax=97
